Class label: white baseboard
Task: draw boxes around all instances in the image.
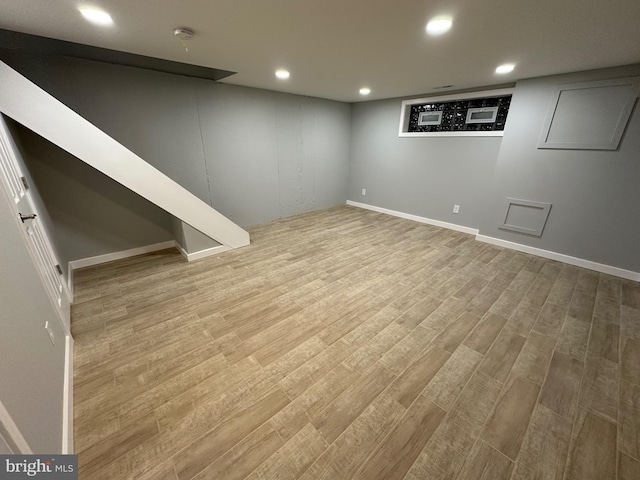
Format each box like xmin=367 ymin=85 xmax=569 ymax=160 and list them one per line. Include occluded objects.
xmin=69 ymin=239 xmax=236 ymax=276
xmin=176 ymin=243 xmax=232 ymax=262
xmin=476 ymin=235 xmax=640 ymax=282
xmin=62 ymin=334 xmax=73 ymax=454
xmin=67 ymin=267 xmax=74 ymax=303
xmin=347 ymin=200 xmax=640 ymax=281
xmin=68 ymin=240 xmax=177 ymax=271
xmin=346 ymin=200 xmax=480 ymax=235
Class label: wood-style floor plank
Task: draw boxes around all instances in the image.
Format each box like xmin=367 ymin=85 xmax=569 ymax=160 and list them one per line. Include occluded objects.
xmin=352 ymin=395 xmax=445 ymax=480
xmin=191 ymin=423 xmax=283 ymax=480
xmin=619 ymin=377 xmax=640 ymax=461
xmin=478 ymin=326 xmax=527 ymax=383
xmin=538 ymin=351 xmax=583 ymax=418
xmin=511 ymin=404 xmax=571 ymax=480
xmin=564 ymin=409 xmax=617 ymax=480
xmin=173 ymin=389 xmax=290 ymax=480
xmin=70 ymin=206 xmax=639 ymax=480
xmin=618 ymin=452 xmax=640 ymax=480
xmin=509 ymin=331 xmax=555 ymax=385
xmin=406 ymin=372 xmax=501 ymax=479
xmin=463 ymin=313 xmax=508 ymax=355
xmin=422 ymin=345 xmax=482 ymax=409
xmin=481 ymin=375 xmax=540 ymax=460
xmin=456 ymin=440 xmax=514 ymax=480
xmin=387 ymin=345 xmax=450 ymax=408
xmin=311 ymin=364 xmax=395 ymax=444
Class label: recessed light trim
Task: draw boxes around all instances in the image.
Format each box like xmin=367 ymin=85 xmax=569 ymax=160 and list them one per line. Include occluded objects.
xmin=495 ymin=63 xmax=515 ymax=74
xmin=426 ymin=17 xmax=453 ymax=36
xmin=359 ymin=87 xmax=371 ymax=96
xmin=79 ymin=8 xmax=113 ymax=26
xmin=275 ymin=69 xmax=290 ymax=79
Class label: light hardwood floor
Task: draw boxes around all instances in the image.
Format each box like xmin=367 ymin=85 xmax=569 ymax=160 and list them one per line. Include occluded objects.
xmin=71 ymin=206 xmax=640 ymax=480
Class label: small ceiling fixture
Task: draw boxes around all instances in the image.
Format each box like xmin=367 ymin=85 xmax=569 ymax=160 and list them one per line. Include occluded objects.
xmin=426 ymin=17 xmax=453 ymax=36
xmin=495 ymin=63 xmax=515 ymax=74
xmin=174 ymin=27 xmax=195 ymax=51
xmin=275 ymin=69 xmax=290 ymax=79
xmin=79 ymin=7 xmax=113 ymax=26
xmin=359 ymin=87 xmax=371 ymax=96
xmin=174 ymin=28 xmax=195 ymax=40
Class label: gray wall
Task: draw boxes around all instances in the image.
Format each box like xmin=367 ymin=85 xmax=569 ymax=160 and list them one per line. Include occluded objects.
xmin=1 ymin=52 xmax=351 ymax=263
xmin=0 ymin=177 xmax=66 ymax=454
xmin=478 ymin=65 xmax=640 ymax=272
xmin=348 ymin=65 xmax=640 ymax=273
xmin=196 ymin=83 xmax=351 ymax=226
xmin=5 ymin=48 xmax=638 ymax=273
xmin=64 ymin=60 xmax=351 ymax=227
xmin=12 ymin=125 xmax=174 ymax=263
xmin=57 ymin=60 xmax=213 ymax=206
xmin=348 ymin=97 xmax=504 ymax=228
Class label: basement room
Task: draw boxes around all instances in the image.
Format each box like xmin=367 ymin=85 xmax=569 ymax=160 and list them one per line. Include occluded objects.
xmin=0 ymin=1 xmax=639 ymax=479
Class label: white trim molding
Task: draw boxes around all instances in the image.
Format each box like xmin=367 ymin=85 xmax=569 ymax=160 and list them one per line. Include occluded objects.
xmin=62 ymin=334 xmax=74 ymax=454
xmin=0 ymin=401 xmax=32 ymax=454
xmin=67 ymin=267 xmax=74 ymax=303
xmin=398 ymin=130 xmax=507 ymax=138
xmin=347 ymin=200 xmax=640 ymax=281
xmin=68 ymin=240 xmax=176 ymax=271
xmin=176 ymin=243 xmax=232 ymax=262
xmin=69 ymin=239 xmax=236 ymax=278
xmin=476 ymin=235 xmax=640 ymax=282
xmin=346 ymin=200 xmax=479 ymax=235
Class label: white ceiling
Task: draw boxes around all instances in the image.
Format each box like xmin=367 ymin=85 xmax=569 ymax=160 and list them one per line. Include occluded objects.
xmin=1 ymin=0 xmax=640 ymax=103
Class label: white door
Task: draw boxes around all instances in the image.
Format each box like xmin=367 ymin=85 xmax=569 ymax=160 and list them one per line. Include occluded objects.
xmin=0 ymin=115 xmax=71 ymax=334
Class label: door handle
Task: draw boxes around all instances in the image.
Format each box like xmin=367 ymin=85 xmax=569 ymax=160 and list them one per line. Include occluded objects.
xmin=19 ymin=213 xmax=37 ymax=223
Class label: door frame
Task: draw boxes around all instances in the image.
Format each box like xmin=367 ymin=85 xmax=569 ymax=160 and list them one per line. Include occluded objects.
xmin=0 ymin=116 xmax=72 ymax=329
xmin=0 ymin=116 xmax=74 ymax=454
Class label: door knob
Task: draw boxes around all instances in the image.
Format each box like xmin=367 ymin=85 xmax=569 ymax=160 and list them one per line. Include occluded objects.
xmin=19 ymin=213 xmax=37 ymax=223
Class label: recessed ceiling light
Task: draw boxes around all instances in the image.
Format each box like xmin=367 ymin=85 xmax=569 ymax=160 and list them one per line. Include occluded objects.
xmin=359 ymin=87 xmax=371 ymax=96
xmin=275 ymin=70 xmax=290 ymax=79
xmin=79 ymin=7 xmax=113 ymax=26
xmin=426 ymin=17 xmax=453 ymax=36
xmin=496 ymin=63 xmax=515 ymax=74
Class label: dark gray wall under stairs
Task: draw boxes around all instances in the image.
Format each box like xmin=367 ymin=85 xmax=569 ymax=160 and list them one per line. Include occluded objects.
xmin=12 ymin=124 xmax=174 ymax=264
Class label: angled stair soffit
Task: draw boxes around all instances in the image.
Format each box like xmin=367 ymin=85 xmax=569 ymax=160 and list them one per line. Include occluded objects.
xmin=0 ymin=60 xmax=249 ymax=250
